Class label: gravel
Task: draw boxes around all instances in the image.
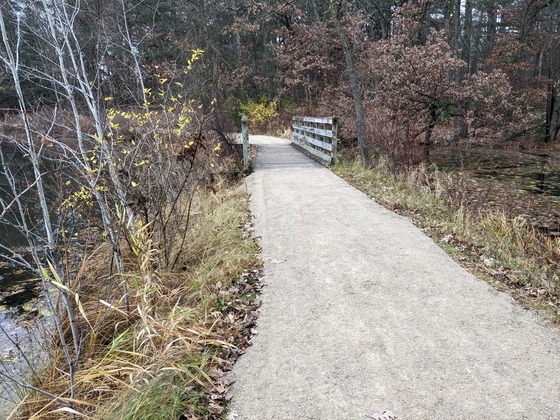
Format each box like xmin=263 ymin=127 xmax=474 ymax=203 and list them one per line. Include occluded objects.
xmin=231 ymin=135 xmax=560 ymax=420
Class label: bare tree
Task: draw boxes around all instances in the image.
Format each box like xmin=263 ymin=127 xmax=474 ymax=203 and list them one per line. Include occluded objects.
xmin=0 ymin=4 xmax=81 ymax=400
xmin=329 ymin=0 xmax=376 ymax=163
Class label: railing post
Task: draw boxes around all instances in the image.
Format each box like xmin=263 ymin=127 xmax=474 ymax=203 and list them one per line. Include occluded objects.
xmin=331 ymin=117 xmax=338 ymax=164
xmin=241 ymin=115 xmax=250 ymax=172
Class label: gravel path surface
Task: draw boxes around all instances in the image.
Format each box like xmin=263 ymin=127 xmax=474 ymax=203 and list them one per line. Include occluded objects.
xmin=231 ymin=135 xmax=560 ymax=420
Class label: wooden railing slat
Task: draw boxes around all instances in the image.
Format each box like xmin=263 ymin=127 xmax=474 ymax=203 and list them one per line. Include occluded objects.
xmin=293 ymin=116 xmax=334 ymax=125
xmin=292 ymin=139 xmax=333 ymax=162
xmin=291 ymin=116 xmax=338 ymax=165
xmin=293 ymin=133 xmax=333 ymax=151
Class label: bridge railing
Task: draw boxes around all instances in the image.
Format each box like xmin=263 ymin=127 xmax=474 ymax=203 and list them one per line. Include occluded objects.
xmin=291 ymin=116 xmax=338 ymax=165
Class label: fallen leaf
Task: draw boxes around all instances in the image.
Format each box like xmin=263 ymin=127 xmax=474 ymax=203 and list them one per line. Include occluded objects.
xmin=369 ymin=410 xmax=397 ymax=420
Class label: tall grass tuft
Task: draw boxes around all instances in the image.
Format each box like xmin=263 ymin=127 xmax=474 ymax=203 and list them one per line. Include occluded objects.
xmin=13 ymin=185 xmax=260 ymax=419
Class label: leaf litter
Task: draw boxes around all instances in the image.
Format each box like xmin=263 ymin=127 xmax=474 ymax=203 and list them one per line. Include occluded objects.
xmin=181 ymin=267 xmax=264 ymax=419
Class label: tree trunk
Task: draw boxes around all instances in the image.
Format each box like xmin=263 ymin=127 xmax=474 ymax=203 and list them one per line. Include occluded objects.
xmin=470 ymin=19 xmax=482 ymax=74
xmin=452 ymin=0 xmax=468 ymax=142
xmin=329 ymin=0 xmax=376 ymax=164
xmin=546 ymin=82 xmax=560 ymax=142
xmin=424 ymin=106 xmax=437 ymax=160
xmin=462 ymin=0 xmax=473 ymax=76
xmin=211 ymin=48 xmax=232 ymax=153
xmin=485 ymin=4 xmax=497 ymax=57
xmin=453 ymin=0 xmax=461 ymax=52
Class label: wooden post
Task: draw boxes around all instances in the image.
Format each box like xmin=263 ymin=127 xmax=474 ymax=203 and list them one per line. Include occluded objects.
xmin=331 ymin=117 xmax=338 ymax=165
xmin=241 ymin=115 xmax=250 ymax=172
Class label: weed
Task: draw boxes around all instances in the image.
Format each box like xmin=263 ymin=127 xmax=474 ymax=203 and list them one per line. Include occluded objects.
xmin=12 ymin=185 xmax=261 ymax=419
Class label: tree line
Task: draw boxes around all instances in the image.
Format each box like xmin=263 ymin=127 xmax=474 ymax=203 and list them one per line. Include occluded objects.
xmin=1 ymin=1 xmax=558 ymax=148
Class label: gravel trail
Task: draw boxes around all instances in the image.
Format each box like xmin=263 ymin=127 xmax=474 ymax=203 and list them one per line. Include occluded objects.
xmin=231 ymin=135 xmax=560 ymax=420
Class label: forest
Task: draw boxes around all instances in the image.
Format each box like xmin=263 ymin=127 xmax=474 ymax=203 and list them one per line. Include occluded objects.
xmin=1 ymin=0 xmax=559 ymax=152
xmin=0 ymin=0 xmax=559 ymax=418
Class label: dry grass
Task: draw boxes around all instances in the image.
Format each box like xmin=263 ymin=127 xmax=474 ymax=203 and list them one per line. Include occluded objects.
xmin=13 ymin=184 xmax=260 ymax=419
xmin=333 ymin=160 xmax=560 ymax=322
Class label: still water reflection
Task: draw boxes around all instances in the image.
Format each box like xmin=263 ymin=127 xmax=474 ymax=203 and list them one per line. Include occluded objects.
xmin=430 ymin=147 xmax=560 ymax=232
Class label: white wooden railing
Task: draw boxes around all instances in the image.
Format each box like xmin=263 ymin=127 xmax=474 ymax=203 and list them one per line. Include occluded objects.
xmin=292 ymin=116 xmax=338 ymax=165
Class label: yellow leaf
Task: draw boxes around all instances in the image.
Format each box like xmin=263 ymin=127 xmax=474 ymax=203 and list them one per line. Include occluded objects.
xmin=75 ymin=293 xmax=92 ymax=327
xmin=131 ymin=181 xmax=138 ymax=188
xmin=99 ymin=300 xmax=129 ymax=317
xmin=46 ymin=260 xmax=64 ymax=284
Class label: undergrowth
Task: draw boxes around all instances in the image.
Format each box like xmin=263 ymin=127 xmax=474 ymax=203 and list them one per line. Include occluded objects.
xmin=12 ymin=185 xmax=261 ymax=419
xmin=333 ymin=160 xmax=560 ymax=322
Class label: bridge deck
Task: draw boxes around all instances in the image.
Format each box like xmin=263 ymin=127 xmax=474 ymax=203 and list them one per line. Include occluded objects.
xmin=231 ymin=135 xmax=560 ymax=419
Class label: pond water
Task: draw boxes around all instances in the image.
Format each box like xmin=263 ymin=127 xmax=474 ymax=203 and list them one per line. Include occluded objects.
xmin=429 ymin=147 xmax=560 ymax=233
xmin=0 ymin=151 xmax=40 ymax=321
xmin=0 ymin=308 xmax=48 ymax=418
xmin=1 ymin=143 xmax=98 ymax=414
xmin=1 ymin=149 xmax=48 ymax=416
